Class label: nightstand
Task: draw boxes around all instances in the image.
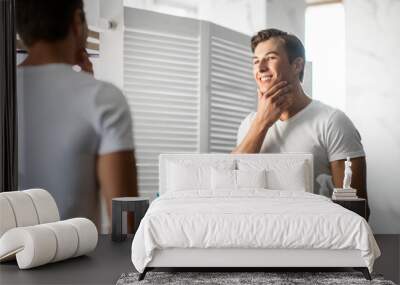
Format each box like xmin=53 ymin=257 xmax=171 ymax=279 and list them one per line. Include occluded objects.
xmin=332 ymin=198 xmax=366 ymax=219
xmin=112 ymin=197 xmax=149 ymax=242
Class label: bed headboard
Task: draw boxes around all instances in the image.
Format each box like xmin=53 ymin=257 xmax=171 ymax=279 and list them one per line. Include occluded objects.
xmin=159 ymin=153 xmax=314 ymax=195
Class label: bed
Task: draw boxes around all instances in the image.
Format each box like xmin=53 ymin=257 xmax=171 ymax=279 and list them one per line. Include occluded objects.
xmin=131 ymin=154 xmax=380 ymax=280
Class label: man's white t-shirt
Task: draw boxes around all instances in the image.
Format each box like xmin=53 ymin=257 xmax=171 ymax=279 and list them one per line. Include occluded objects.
xmin=17 ymin=64 xmax=134 ymax=226
xmin=236 ymin=100 xmax=365 ymax=196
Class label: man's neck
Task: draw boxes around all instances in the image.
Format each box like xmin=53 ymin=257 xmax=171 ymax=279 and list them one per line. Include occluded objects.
xmin=20 ymin=40 xmax=76 ymax=67
xmin=279 ymin=82 xmax=311 ymax=121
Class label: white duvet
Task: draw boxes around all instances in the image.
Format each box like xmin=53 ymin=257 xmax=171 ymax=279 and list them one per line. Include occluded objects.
xmin=131 ymin=190 xmax=380 ymax=273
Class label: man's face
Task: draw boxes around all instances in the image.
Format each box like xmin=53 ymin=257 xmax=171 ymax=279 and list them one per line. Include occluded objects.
xmin=252 ymin=38 xmax=294 ymax=94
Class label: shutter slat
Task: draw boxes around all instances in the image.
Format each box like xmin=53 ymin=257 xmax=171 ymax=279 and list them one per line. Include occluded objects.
xmin=212 ymin=96 xmax=254 ymax=109
xmin=125 ymin=41 xmax=199 ymax=57
xmin=134 ymin=123 xmax=197 ymax=131
xmin=125 ymin=88 xmax=198 ymax=99
xmin=125 ymin=82 xmax=198 ymax=93
xmin=125 ymin=27 xmax=199 ymax=43
xmin=211 ymin=65 xmax=253 ymax=82
xmin=124 ymin=33 xmax=199 ymax=49
xmin=124 ymin=54 xmax=199 ymax=68
xmin=210 ymin=126 xmax=238 ymax=135
xmin=125 ymin=75 xmax=198 ymax=87
xmin=211 ymin=36 xmax=252 ymax=54
xmin=127 ymin=94 xmax=198 ymax=106
xmin=211 ymin=88 xmax=255 ymax=104
xmin=130 ymin=102 xmax=198 ymax=112
xmin=125 ymin=69 xmax=199 ymax=81
xmin=125 ymin=62 xmax=199 ymax=76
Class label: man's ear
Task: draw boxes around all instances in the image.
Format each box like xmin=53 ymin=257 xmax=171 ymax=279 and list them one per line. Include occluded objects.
xmin=291 ymin=57 xmax=305 ymax=79
xmin=71 ymin=9 xmax=87 ymax=46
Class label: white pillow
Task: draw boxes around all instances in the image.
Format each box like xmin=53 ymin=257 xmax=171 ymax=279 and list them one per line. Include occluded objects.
xmin=237 ymin=169 xmax=267 ymax=189
xmin=237 ymin=160 xmax=307 ymax=191
xmin=167 ymin=160 xmax=235 ymax=192
xmin=211 ymin=169 xmax=267 ymax=191
xmin=167 ymin=163 xmax=206 ymax=191
xmin=211 ymin=168 xmax=236 ymax=190
xmin=265 ymin=163 xmax=306 ymax=191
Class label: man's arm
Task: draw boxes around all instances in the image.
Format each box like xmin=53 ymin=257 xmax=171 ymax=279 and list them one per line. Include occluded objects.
xmin=330 ymin=156 xmax=370 ymax=220
xmin=232 ymin=117 xmax=270 ymax=153
xmin=97 ymin=150 xmax=138 ymax=218
xmin=232 ymin=81 xmax=292 ymax=153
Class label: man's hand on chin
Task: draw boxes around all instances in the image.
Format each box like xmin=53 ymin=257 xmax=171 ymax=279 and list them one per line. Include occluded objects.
xmin=254 ymin=80 xmax=293 ymax=130
xmin=76 ymin=48 xmax=94 ymax=75
xmin=232 ymin=79 xmax=293 ymax=154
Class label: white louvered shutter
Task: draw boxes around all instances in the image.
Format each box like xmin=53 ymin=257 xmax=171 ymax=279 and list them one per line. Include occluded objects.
xmin=123 ymin=9 xmax=201 ymax=197
xmin=208 ymin=25 xmax=256 ymax=153
xmin=123 ymin=8 xmax=257 ymax=198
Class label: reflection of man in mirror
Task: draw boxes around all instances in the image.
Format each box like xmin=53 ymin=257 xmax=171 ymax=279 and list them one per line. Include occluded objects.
xmin=233 ymin=28 xmax=370 ymax=219
xmin=16 ymin=0 xmax=138 ymax=231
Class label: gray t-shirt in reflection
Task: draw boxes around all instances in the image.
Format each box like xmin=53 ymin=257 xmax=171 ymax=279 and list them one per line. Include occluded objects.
xmin=17 ymin=64 xmax=134 ymax=226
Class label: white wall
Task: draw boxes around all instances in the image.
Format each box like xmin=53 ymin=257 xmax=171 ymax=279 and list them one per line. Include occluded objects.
xmin=197 ymin=0 xmax=266 ymax=36
xmin=84 ymin=0 xmax=124 ymax=89
xmin=83 ymin=0 xmax=99 ymax=27
xmin=266 ymin=0 xmax=306 ymax=42
xmin=345 ymin=0 xmax=400 ymax=233
xmin=305 ymin=4 xmax=345 ymax=110
xmin=98 ymin=0 xmax=124 ymax=89
xmin=124 ymin=0 xmax=267 ymax=36
xmin=124 ymin=0 xmax=307 ymax=39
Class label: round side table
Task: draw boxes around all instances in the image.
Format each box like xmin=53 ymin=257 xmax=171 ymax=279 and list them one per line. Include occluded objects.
xmin=111 ymin=197 xmax=149 ymax=242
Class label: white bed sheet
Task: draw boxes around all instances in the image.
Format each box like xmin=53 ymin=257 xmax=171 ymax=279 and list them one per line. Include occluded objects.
xmin=131 ymin=190 xmax=380 ymax=273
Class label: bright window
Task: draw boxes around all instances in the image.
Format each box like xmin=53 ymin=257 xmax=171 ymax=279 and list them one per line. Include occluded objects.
xmin=305 ymin=3 xmax=346 ymax=111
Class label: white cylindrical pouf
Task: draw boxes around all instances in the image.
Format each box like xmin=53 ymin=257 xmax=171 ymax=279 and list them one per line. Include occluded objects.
xmin=0 ymin=226 xmax=57 ymax=269
xmin=65 ymin=218 xmax=98 ymax=257
xmin=0 ymin=196 xmax=17 ymax=237
xmin=0 ymin=192 xmax=39 ymax=227
xmin=42 ymin=221 xmax=79 ymax=262
xmin=0 ymin=218 xmax=97 ymax=269
xmin=23 ymin=189 xmax=60 ymax=223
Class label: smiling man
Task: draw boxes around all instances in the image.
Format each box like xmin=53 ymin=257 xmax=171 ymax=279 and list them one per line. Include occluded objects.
xmin=232 ymin=29 xmax=370 ymax=219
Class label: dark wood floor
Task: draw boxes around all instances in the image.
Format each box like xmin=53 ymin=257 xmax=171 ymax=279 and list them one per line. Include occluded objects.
xmin=373 ymin=235 xmax=400 ymax=284
xmin=0 ymin=235 xmax=399 ymax=284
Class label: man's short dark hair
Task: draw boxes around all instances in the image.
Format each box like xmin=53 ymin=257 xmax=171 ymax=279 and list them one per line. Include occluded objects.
xmin=16 ymin=0 xmax=85 ymax=47
xmin=251 ymin=28 xmax=305 ymax=82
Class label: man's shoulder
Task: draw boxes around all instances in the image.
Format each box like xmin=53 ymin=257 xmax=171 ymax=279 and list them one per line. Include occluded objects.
xmin=316 ymin=101 xmax=355 ymax=127
xmin=91 ymin=80 xmax=127 ymax=108
xmin=18 ymin=64 xmax=123 ymax=100
xmin=308 ymin=100 xmax=344 ymax=124
xmin=310 ymin=100 xmax=338 ymax=116
xmin=53 ymin=65 xmax=124 ymax=100
xmin=72 ymin=72 xmax=121 ymax=96
xmin=58 ymin=70 xmax=128 ymax=115
xmin=311 ymin=101 xmax=362 ymax=146
xmin=68 ymin=72 xmax=126 ymax=105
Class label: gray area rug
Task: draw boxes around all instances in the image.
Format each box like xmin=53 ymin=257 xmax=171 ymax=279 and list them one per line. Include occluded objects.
xmin=117 ymin=272 xmax=396 ymax=285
